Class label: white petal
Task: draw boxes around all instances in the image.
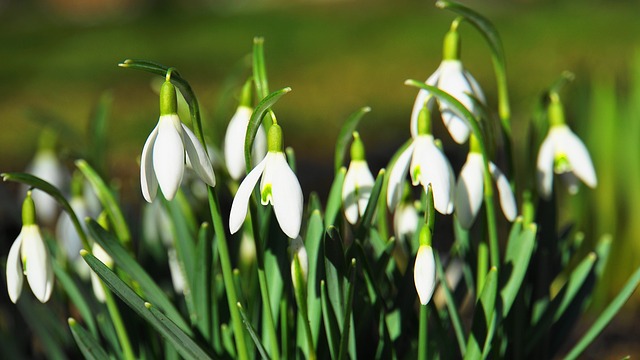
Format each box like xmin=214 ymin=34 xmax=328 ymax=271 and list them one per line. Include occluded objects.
xmin=556 ymin=126 xmax=597 ymax=189
xmin=342 ymin=161 xmax=375 ymax=225
xmin=153 ymin=115 xmax=185 ymax=201
xmin=253 ymin=125 xmax=268 ymax=167
xmin=387 ymin=143 xmax=415 ymax=210
xmin=412 ymin=136 xmax=455 ymax=214
xmin=489 ymin=162 xmax=517 ymax=222
xmin=269 ymin=153 xmax=304 ymax=238
xmin=455 ymin=153 xmax=485 ymax=229
xmin=394 ymin=203 xmax=419 ymax=240
xmin=22 ymin=226 xmax=54 ymax=303
xmin=463 ymin=68 xmax=486 ymax=104
xmin=56 ymin=197 xmax=87 ymax=261
xmin=437 ymin=60 xmax=474 ymax=144
xmin=224 ymin=106 xmax=252 ymax=180
xmin=141 ymin=125 xmax=159 ymax=203
xmin=414 ymin=245 xmax=436 ymax=305
xmin=6 ymin=233 xmax=24 ymax=303
xmin=229 ymin=156 xmax=267 ymax=234
xmin=182 ymin=124 xmax=216 ymax=187
xmin=536 ymin=132 xmax=556 ymax=199
xmin=26 ymin=150 xmax=67 ymax=224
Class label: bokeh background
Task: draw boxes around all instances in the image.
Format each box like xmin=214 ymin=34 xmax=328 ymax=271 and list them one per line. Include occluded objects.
xmin=1 ymin=0 xmax=639 ymax=357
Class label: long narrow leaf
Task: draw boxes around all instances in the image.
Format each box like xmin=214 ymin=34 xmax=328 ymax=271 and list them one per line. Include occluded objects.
xmin=68 ymin=318 xmax=110 ymax=360
xmin=238 ymin=303 xmax=270 ymax=360
xmin=435 ymin=253 xmax=466 ymax=357
xmin=324 ymin=167 xmax=346 ymax=230
xmin=76 ymin=159 xmax=131 ymax=246
xmin=194 ymin=223 xmax=212 ymax=340
xmin=81 ymin=250 xmax=213 ymax=360
xmin=338 ymin=259 xmax=357 ymax=360
xmin=465 ymin=267 xmax=498 ymax=360
xmin=52 ymin=262 xmax=98 ymax=336
xmin=501 ymin=220 xmax=537 ymax=317
xmin=321 ymin=280 xmax=340 ymax=359
xmin=86 ymin=220 xmax=191 ymax=333
xmin=564 ymin=266 xmax=640 ymax=360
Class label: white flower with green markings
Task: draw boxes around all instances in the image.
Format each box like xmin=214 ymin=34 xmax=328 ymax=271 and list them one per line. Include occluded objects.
xmin=537 ymin=94 xmax=597 ymax=199
xmin=229 ymin=123 xmax=303 ymax=239
xmin=455 ymin=135 xmax=517 ymax=229
xmin=140 ymin=80 xmax=215 ymax=202
xmin=342 ymin=132 xmax=375 ymax=225
xmin=6 ymin=191 xmax=54 ymax=303
xmin=414 ymin=227 xmax=436 ymax=305
xmin=410 ymin=25 xmax=485 ymax=144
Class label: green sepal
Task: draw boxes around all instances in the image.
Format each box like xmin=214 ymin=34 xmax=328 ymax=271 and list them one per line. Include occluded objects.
xmin=267 ymin=123 xmax=283 ymax=152
xmin=547 ymin=93 xmax=566 ymax=127
xmin=160 ymin=80 xmax=178 ymax=116
xmin=22 ymin=191 xmax=36 ymax=226
xmin=442 ymin=28 xmax=461 ymax=61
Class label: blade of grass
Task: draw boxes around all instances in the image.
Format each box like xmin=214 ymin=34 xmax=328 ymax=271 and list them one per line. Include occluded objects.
xmin=68 ymin=318 xmax=110 ymax=360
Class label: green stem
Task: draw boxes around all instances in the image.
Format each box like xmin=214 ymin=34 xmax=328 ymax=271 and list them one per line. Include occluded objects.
xmin=477 ymin=241 xmax=488 ymax=298
xmin=418 ymin=304 xmax=428 ymax=360
xmin=102 ymin=285 xmax=136 ymax=360
xmin=257 ymin=268 xmax=281 ymax=360
xmin=208 ymin=188 xmax=249 ymax=360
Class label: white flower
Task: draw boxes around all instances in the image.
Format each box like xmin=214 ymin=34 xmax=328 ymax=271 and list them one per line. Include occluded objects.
xmin=536 ymin=124 xmax=597 ymax=199
xmin=90 ymin=243 xmax=113 ymax=303
xmin=410 ymin=60 xmax=485 ymax=144
xmin=387 ymin=135 xmax=455 ymax=215
xmin=455 ymin=153 xmax=517 ymax=229
xmin=342 ymin=160 xmax=375 ymax=225
xmin=25 ymin=149 xmax=68 ymax=224
xmin=229 ymin=124 xmax=303 ymax=239
xmin=414 ymin=245 xmax=436 ymax=305
xmin=6 ymin=194 xmax=54 ymax=303
xmin=224 ymin=105 xmax=267 ymax=180
xmin=141 ymin=115 xmax=215 ymax=202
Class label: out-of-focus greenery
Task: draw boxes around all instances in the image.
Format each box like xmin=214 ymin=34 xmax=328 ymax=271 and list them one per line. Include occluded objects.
xmin=1 ymin=0 xmax=639 ymax=313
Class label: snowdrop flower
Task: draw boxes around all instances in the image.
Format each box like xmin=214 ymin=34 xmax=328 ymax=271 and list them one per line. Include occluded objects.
xmin=414 ymin=227 xmax=436 ymax=305
xmin=342 ymin=132 xmax=375 ymax=225
xmin=25 ymin=131 xmax=68 ymax=225
xmin=229 ymin=122 xmax=303 ymax=239
xmin=224 ymin=79 xmax=267 ymax=180
xmin=410 ymin=23 xmax=485 ymax=144
xmin=388 ymin=103 xmax=455 ymax=215
xmin=394 ymin=199 xmax=419 ymax=242
xmin=455 ymin=135 xmax=517 ymax=229
xmin=140 ymin=79 xmax=215 ymax=202
xmin=537 ymin=94 xmax=597 ymax=199
xmin=6 ymin=191 xmax=54 ymax=303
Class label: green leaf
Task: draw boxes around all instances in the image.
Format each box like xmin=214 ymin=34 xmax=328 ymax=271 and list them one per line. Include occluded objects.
xmin=324 ymin=227 xmax=347 ymax=324
xmin=244 ymin=87 xmax=292 ymax=170
xmin=525 ymin=253 xmax=597 ymax=355
xmin=338 ymin=259 xmax=357 ymax=360
xmin=81 ymin=250 xmax=214 ymax=360
xmin=564 ymin=266 xmax=640 ymax=360
xmin=500 ymin=220 xmax=537 ymax=317
xmin=321 ymin=280 xmax=340 ymax=359
xmin=305 ymin=210 xmax=325 ymax=346
xmin=52 ymin=262 xmax=98 ymax=337
xmin=252 ymin=37 xmax=270 ymax=99
xmin=324 ymin=167 xmax=346 ymax=230
xmin=76 ymin=159 xmax=131 ymax=246
xmin=334 ymin=106 xmax=371 ymax=174
xmin=237 ymin=303 xmax=270 ymax=360
xmin=86 ymin=220 xmax=192 ymax=334
xmin=194 ymin=223 xmax=212 ymax=340
xmin=465 ymin=267 xmax=498 ymax=360
xmin=68 ymin=318 xmax=110 ymax=360
xmin=434 ymin=253 xmax=466 ymax=357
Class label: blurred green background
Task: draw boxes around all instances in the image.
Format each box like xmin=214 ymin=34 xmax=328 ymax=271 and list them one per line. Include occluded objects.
xmin=1 ymin=0 xmax=639 ymax=355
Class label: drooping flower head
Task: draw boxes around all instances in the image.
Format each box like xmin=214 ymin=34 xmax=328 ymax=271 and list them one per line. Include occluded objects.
xmin=536 ymin=93 xmax=597 ymax=199
xmin=410 ymin=20 xmax=485 ymax=144
xmin=414 ymin=226 xmax=436 ymax=305
xmin=229 ymin=122 xmax=303 ymax=239
xmin=224 ymin=78 xmax=267 ymax=180
xmin=342 ymin=132 xmax=375 ymax=225
xmin=140 ymin=78 xmax=215 ymax=202
xmin=388 ymin=101 xmax=455 ymax=215
xmin=290 ymin=236 xmax=308 ymax=295
xmin=455 ymin=134 xmax=517 ymax=229
xmin=6 ymin=191 xmax=54 ymax=303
